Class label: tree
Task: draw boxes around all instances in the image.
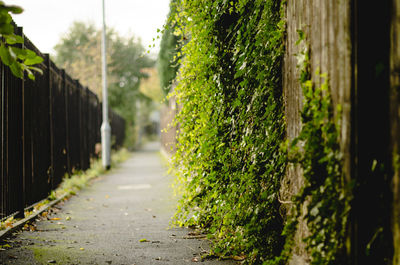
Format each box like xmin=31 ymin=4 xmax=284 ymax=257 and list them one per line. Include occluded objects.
xmin=0 ymin=1 xmax=43 ymax=80
xmin=54 ymin=21 xmax=155 ymax=147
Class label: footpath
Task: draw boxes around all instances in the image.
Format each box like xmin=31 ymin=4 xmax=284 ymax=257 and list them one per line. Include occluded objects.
xmin=0 ymin=142 xmax=238 ymax=265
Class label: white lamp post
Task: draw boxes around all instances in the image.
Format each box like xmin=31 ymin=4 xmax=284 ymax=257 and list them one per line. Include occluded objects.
xmin=101 ymin=0 xmax=111 ymax=169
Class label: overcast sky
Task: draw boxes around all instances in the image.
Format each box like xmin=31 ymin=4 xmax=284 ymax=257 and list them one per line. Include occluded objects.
xmin=10 ymin=0 xmax=170 ymax=56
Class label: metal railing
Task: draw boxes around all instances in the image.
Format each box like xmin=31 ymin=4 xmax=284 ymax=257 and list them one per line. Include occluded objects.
xmin=0 ymin=25 xmax=126 ymax=220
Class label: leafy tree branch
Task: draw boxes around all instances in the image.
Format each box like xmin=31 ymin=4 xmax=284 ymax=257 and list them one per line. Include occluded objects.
xmin=0 ymin=1 xmax=43 ymax=80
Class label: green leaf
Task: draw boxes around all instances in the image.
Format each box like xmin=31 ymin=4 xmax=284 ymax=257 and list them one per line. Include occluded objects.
xmin=9 ymin=61 xmax=22 ymax=78
xmin=25 ymin=49 xmax=38 ymax=59
xmin=28 ymin=66 xmax=43 ymax=75
xmin=0 ymin=9 xmax=12 ymax=23
xmin=25 ymin=67 xmax=35 ymax=80
xmin=0 ymin=43 xmax=12 ymax=65
xmin=0 ymin=22 xmax=13 ymax=35
xmin=4 ymin=34 xmax=23 ymax=45
xmin=24 ymin=55 xmax=43 ymax=66
xmin=5 ymin=5 xmax=23 ymax=14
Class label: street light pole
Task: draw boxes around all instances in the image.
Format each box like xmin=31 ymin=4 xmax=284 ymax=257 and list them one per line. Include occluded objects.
xmin=101 ymin=0 xmax=111 ymax=169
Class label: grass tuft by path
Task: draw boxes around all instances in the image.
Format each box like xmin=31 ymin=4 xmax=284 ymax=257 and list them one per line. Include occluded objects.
xmin=0 ymin=148 xmax=131 ymax=232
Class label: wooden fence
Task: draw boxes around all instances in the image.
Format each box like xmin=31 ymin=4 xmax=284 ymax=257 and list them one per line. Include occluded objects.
xmin=283 ymin=1 xmax=397 ymax=264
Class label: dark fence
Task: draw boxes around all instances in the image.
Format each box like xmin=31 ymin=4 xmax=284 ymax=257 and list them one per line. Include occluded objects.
xmin=0 ymin=26 xmax=125 ymax=220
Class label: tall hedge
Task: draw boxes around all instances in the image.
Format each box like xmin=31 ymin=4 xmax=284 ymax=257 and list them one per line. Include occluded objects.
xmin=171 ymin=0 xmax=287 ymax=263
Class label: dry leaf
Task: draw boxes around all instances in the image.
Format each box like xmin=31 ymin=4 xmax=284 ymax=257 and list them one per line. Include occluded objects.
xmin=233 ymin=255 xmax=246 ymax=261
xmin=50 ymin=217 xmax=61 ymax=221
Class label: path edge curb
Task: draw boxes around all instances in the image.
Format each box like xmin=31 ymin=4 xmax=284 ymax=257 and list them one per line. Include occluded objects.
xmin=0 ymin=193 xmax=69 ymax=240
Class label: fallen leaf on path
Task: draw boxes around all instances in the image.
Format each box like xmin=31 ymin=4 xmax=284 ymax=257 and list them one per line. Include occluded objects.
xmin=80 ymin=247 xmax=85 ymax=250
xmin=139 ymin=238 xmax=150 ymax=242
xmin=66 ymin=216 xmax=71 ymax=221
xmin=50 ymin=218 xmax=61 ymax=221
xmin=155 ymin=257 xmax=161 ymax=260
xmin=233 ymin=255 xmax=246 ymax=261
xmin=192 ymin=257 xmax=199 ymax=262
xmin=145 ymin=208 xmax=152 ymax=212
xmin=41 ymin=212 xmax=48 ymax=218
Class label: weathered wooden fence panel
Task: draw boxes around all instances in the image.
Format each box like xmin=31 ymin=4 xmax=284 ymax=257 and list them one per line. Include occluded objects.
xmin=282 ymin=1 xmax=352 ymax=263
xmin=390 ymin=0 xmax=400 ymax=264
xmin=284 ymin=0 xmax=398 ymax=264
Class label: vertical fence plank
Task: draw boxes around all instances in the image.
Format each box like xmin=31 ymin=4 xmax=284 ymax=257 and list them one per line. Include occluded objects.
xmin=5 ymin=26 xmax=24 ymax=217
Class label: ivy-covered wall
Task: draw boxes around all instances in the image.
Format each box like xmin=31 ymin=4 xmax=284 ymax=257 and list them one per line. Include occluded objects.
xmin=163 ymin=0 xmax=399 ymax=264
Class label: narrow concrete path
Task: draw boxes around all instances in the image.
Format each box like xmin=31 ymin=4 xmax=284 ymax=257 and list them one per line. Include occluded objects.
xmin=0 ymin=142 xmax=238 ymax=265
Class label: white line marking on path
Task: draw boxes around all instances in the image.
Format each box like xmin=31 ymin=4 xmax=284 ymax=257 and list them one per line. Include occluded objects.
xmin=117 ymin=184 xmax=152 ymax=190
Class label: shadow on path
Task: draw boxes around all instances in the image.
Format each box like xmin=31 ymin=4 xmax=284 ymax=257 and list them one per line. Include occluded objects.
xmin=0 ymin=142 xmax=238 ymax=265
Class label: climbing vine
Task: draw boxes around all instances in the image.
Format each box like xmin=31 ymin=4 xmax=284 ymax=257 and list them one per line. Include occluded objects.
xmin=171 ymin=0 xmax=286 ymax=263
xmin=168 ymin=0 xmax=350 ymax=264
xmin=271 ymin=32 xmax=350 ymax=265
xmin=292 ymin=49 xmax=350 ymax=265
